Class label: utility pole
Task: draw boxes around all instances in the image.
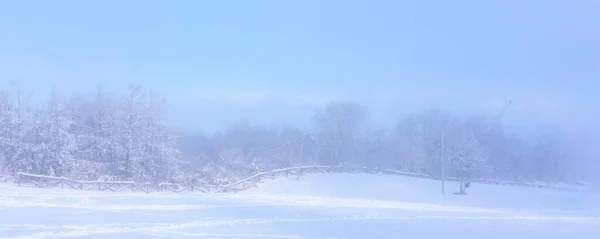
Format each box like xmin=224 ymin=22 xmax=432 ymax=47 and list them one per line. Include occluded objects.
xmin=441 ymin=131 xmax=445 ymax=195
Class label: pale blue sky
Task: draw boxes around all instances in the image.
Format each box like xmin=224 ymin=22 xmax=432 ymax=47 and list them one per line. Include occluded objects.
xmin=0 ymin=0 xmax=599 ymax=136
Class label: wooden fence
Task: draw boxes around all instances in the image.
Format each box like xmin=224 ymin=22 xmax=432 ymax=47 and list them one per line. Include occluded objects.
xmin=11 ymin=165 xmax=588 ymax=194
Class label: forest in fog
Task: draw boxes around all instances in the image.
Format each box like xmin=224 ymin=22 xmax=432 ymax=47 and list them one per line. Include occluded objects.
xmin=0 ymin=83 xmax=588 ymax=185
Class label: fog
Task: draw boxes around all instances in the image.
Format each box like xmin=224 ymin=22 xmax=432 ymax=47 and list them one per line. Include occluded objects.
xmin=1 ymin=0 xmax=599 ymax=186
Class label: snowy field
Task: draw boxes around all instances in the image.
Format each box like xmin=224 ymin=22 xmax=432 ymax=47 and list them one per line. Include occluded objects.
xmin=1 ymin=174 xmax=599 ymax=239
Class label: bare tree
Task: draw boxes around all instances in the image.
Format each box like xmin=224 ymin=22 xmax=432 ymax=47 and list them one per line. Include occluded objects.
xmin=313 ymin=101 xmax=367 ymax=166
xmin=391 ymin=116 xmax=427 ymax=173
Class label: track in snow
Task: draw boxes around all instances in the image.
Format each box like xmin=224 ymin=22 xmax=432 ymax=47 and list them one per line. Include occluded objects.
xmin=0 ymin=174 xmax=599 ymax=239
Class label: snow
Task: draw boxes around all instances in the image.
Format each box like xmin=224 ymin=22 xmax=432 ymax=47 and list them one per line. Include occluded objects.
xmin=1 ymin=173 xmax=599 ymax=239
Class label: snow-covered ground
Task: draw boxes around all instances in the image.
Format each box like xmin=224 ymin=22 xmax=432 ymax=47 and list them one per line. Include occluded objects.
xmin=1 ymin=173 xmax=599 ymax=239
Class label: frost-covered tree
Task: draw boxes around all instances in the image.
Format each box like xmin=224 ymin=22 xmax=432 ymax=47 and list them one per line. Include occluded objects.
xmin=445 ymin=124 xmax=489 ymax=180
xmin=38 ymin=89 xmax=77 ymax=176
xmin=88 ymin=91 xmax=121 ymax=175
xmin=276 ymin=126 xmax=305 ymax=167
xmin=0 ymin=82 xmax=35 ymax=173
xmin=464 ymin=115 xmax=507 ymax=178
xmin=391 ymin=116 xmax=427 ymax=173
xmin=138 ymin=90 xmax=182 ymax=183
xmin=119 ymin=85 xmax=146 ymax=179
xmin=532 ymin=132 xmax=571 ymax=183
xmin=504 ymin=136 xmax=531 ymax=182
xmin=259 ymin=127 xmax=300 ymax=169
xmin=218 ymin=145 xmax=249 ymax=181
xmin=361 ymin=127 xmax=389 ymax=169
xmin=313 ymin=101 xmax=366 ymax=166
xmin=0 ymin=90 xmax=15 ymax=172
xmin=415 ymin=109 xmax=455 ymax=175
xmin=66 ymin=93 xmax=115 ymax=180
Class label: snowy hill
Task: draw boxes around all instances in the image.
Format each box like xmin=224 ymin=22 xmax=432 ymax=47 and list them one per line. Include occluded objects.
xmin=1 ymin=173 xmax=599 ymax=239
xmin=246 ymin=173 xmax=599 ymax=213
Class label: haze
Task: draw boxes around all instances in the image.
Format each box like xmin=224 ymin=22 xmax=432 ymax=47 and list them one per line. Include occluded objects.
xmin=0 ymin=1 xmax=599 ymax=183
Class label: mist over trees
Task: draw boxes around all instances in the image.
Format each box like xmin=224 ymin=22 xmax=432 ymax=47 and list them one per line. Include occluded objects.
xmin=0 ymin=83 xmax=588 ymax=186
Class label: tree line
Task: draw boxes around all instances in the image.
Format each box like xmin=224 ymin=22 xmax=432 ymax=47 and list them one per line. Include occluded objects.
xmin=181 ymin=101 xmax=577 ymax=185
xmin=0 ymin=83 xmax=180 ymax=183
xmin=0 ymin=83 xmax=581 ymax=185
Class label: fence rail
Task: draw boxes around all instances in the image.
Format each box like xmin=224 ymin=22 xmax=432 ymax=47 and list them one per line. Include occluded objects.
xmin=10 ymin=166 xmax=588 ymax=194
